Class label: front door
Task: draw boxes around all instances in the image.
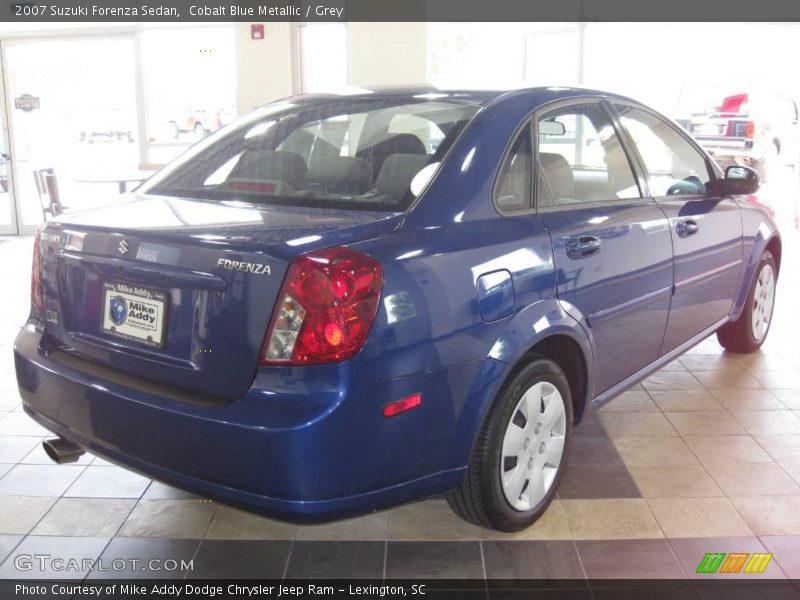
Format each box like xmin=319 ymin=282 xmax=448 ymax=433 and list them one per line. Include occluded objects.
xmin=536 ymin=100 xmax=674 ymax=394
xmin=612 ymin=103 xmax=743 ymax=354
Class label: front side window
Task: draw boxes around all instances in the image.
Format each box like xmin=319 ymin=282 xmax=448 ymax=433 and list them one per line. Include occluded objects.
xmin=614 ymin=104 xmax=712 ymax=197
xmin=143 ymin=99 xmax=478 ymax=211
xmin=536 ymin=102 xmax=640 ymax=207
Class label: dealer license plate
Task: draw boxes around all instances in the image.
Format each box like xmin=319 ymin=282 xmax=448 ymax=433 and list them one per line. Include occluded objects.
xmin=697 ymin=124 xmax=725 ymax=136
xmin=101 ymin=282 xmax=167 ymax=348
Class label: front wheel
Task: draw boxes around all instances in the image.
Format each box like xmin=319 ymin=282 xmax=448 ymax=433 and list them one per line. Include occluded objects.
xmin=717 ymin=250 xmax=777 ymax=353
xmin=447 ymin=358 xmax=573 ymax=531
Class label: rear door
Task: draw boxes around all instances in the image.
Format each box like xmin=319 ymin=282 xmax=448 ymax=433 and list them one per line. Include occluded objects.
xmin=611 ymin=102 xmax=743 ymax=354
xmin=536 ymin=100 xmax=674 ymax=394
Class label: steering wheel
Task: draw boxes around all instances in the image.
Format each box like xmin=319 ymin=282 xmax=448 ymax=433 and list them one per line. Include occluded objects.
xmin=666 ymin=175 xmax=704 ymax=196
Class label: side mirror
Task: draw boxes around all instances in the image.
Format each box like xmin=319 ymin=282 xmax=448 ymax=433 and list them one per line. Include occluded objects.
xmin=723 ymin=165 xmax=759 ymax=195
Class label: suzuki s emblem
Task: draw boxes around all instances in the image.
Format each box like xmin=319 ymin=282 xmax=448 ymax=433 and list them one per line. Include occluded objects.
xmin=118 ymin=239 xmax=130 ymax=255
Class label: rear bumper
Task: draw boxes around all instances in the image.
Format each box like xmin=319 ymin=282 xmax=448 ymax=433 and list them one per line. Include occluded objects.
xmin=694 ymin=137 xmax=764 ymax=162
xmin=13 ymin=325 xmax=492 ymax=522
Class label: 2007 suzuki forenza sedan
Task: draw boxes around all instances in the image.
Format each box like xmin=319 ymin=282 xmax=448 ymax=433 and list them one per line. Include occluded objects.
xmin=15 ymin=87 xmax=780 ymax=531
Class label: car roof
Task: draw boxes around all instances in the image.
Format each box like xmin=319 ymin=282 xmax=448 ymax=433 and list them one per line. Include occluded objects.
xmin=285 ymin=86 xmax=638 ymax=108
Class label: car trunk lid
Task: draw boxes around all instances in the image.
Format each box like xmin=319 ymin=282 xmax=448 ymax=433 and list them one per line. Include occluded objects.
xmin=38 ymin=194 xmax=400 ymax=400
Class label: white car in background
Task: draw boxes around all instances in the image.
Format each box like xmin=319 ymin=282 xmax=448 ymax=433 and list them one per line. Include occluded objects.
xmin=169 ymin=107 xmax=236 ymax=139
xmin=78 ymin=108 xmax=135 ymax=144
xmin=676 ymin=88 xmax=800 ymax=182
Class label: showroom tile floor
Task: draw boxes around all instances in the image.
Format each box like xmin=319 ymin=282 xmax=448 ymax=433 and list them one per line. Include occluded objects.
xmin=0 ymin=221 xmax=799 ymax=587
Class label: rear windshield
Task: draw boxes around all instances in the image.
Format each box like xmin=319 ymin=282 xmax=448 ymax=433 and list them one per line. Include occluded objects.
xmin=142 ymin=98 xmax=479 ymax=211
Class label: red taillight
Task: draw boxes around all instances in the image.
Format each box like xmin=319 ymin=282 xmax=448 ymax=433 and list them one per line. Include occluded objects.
xmin=745 ymin=121 xmax=755 ymax=139
xmin=31 ymin=230 xmax=43 ymax=310
xmin=260 ymin=247 xmax=383 ymax=365
xmin=230 ymin=181 xmax=276 ymax=193
xmin=383 ymin=393 xmax=423 ymax=418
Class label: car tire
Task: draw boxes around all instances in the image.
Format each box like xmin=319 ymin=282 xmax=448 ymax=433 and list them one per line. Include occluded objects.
xmin=717 ymin=251 xmax=777 ymax=353
xmin=447 ymin=357 xmax=573 ymax=531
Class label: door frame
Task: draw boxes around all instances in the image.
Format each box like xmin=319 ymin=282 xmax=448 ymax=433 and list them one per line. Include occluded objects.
xmin=0 ymin=30 xmax=142 ymax=236
xmin=0 ymin=43 xmax=18 ymax=235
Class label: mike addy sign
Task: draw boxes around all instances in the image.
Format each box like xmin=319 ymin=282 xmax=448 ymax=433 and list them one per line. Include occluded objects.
xmin=14 ymin=94 xmax=40 ymax=112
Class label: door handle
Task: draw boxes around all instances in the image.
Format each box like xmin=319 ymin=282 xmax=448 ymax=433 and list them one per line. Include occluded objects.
xmin=565 ymin=235 xmax=603 ymax=259
xmin=676 ymin=220 xmax=699 ymax=238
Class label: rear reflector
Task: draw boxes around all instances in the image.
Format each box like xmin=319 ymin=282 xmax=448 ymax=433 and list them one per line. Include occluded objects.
xmin=383 ymin=393 xmax=423 ymax=418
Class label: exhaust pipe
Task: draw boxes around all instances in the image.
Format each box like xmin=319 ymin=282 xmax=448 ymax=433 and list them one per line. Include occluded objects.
xmin=42 ymin=437 xmax=85 ymax=464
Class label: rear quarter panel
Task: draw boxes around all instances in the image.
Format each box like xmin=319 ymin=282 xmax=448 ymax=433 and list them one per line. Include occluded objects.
xmin=353 ymin=216 xmax=559 ymax=380
xmin=351 ymin=216 xmax=589 ymax=471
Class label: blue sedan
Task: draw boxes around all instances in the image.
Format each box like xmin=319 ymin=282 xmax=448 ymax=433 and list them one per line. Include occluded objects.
xmin=15 ymin=87 xmax=780 ymax=531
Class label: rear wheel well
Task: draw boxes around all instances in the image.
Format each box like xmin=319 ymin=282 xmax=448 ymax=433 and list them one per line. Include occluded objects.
xmin=507 ymin=335 xmax=588 ymax=424
xmin=766 ymin=236 xmax=782 ymax=276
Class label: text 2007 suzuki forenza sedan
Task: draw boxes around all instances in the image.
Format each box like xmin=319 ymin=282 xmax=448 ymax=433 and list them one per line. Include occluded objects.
xmin=15 ymin=88 xmax=780 ymax=531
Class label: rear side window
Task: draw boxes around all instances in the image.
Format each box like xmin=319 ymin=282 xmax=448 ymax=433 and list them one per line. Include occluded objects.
xmin=144 ymin=99 xmax=478 ymax=212
xmin=495 ymin=126 xmax=532 ymax=211
xmin=536 ymin=102 xmax=641 ymax=207
xmin=614 ymin=104 xmax=712 ymax=197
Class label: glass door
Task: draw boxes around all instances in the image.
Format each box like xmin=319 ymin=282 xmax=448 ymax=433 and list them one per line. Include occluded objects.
xmin=3 ymin=35 xmax=139 ymax=234
xmin=0 ymin=50 xmax=18 ymax=235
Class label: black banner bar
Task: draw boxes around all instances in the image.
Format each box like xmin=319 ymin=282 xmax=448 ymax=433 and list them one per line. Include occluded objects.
xmin=3 ymin=579 xmax=799 ymax=599
xmin=2 ymin=0 xmax=800 ymax=23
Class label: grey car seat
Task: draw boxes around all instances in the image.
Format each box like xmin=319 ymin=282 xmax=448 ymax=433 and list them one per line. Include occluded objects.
xmin=305 ymin=156 xmax=373 ymax=196
xmin=374 ymin=153 xmax=430 ymax=204
xmin=539 ymin=152 xmax=575 ymax=205
xmin=227 ymin=150 xmax=308 ymax=191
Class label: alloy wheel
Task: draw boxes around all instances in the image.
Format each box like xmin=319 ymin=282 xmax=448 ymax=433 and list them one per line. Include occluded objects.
xmin=751 ymin=263 xmax=776 ymax=342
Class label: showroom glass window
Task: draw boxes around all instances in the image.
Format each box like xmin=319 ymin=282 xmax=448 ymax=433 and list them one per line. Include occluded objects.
xmin=536 ymin=102 xmax=640 ymax=207
xmin=143 ymin=26 xmax=236 ymax=165
xmin=613 ymin=104 xmax=712 ymax=197
xmin=143 ymin=99 xmax=478 ymax=211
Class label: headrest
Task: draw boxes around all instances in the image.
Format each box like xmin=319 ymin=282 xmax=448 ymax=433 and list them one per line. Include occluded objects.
xmin=228 ymin=150 xmax=307 ymax=189
xmin=305 ymin=157 xmax=373 ymax=193
xmin=375 ymin=153 xmax=429 ymax=199
xmin=366 ymin=133 xmax=426 ymax=157
xmin=358 ymin=133 xmax=427 ymax=178
xmin=539 ymin=152 xmax=574 ymax=199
